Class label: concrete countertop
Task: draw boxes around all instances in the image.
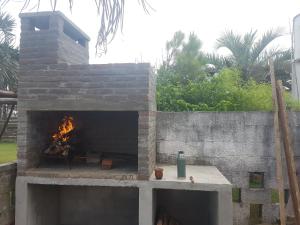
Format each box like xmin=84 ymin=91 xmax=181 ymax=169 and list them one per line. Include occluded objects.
xmin=149 ymin=165 xmax=231 ymax=191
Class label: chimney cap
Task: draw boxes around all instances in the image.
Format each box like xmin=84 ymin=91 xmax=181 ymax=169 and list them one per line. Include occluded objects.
xmin=19 ymin=11 xmax=90 ymax=41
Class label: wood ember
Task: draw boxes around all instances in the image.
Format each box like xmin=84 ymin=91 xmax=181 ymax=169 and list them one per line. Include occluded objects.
xmin=101 ymin=159 xmax=113 ymax=170
xmin=44 ymin=142 xmax=71 ymax=157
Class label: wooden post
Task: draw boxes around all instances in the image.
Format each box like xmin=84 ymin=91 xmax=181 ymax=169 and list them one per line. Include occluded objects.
xmin=277 ymin=80 xmax=300 ymax=225
xmin=269 ymin=58 xmax=286 ymax=225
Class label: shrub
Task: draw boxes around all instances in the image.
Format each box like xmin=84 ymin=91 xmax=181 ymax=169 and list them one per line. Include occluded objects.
xmin=157 ymin=68 xmax=300 ymax=112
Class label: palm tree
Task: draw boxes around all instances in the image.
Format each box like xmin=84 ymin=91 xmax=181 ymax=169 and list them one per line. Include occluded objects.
xmin=0 ymin=11 xmax=18 ymax=120
xmin=2 ymin=0 xmax=152 ymax=54
xmin=0 ymin=11 xmax=18 ymax=92
xmin=216 ymin=29 xmax=283 ymax=81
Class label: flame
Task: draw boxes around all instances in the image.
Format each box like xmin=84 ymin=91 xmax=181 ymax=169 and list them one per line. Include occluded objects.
xmin=52 ymin=116 xmax=75 ymax=142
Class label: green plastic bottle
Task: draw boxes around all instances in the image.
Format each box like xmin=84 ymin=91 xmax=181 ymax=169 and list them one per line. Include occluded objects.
xmin=177 ymin=151 xmax=186 ymax=178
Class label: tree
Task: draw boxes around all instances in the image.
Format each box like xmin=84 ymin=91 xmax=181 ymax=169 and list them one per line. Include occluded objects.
xmin=159 ymin=31 xmax=207 ymax=86
xmin=3 ymin=0 xmax=152 ymax=54
xmin=216 ymin=29 xmax=283 ymax=81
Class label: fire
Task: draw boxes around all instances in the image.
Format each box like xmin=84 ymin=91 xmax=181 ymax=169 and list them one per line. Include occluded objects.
xmin=52 ymin=116 xmax=75 ymax=142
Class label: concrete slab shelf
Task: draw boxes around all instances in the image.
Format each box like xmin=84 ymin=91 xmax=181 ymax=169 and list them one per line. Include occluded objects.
xmin=16 ymin=165 xmax=233 ymax=225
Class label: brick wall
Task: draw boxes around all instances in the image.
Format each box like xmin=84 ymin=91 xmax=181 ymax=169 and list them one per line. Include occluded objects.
xmin=0 ymin=163 xmax=17 ymax=225
xmin=18 ymin=63 xmax=154 ymax=111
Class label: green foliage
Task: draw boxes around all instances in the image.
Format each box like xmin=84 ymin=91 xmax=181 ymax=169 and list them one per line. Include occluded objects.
xmin=157 ymin=30 xmax=299 ymax=112
xmin=157 ymin=68 xmax=300 ymax=112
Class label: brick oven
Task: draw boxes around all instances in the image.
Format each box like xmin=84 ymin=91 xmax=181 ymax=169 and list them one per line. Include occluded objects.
xmin=17 ymin=11 xmax=156 ymax=180
xmin=15 ymin=11 xmax=232 ymax=225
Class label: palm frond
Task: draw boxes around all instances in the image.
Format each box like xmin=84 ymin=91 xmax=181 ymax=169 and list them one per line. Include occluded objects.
xmin=216 ymin=30 xmax=249 ymax=68
xmin=2 ymin=0 xmax=153 ymax=54
xmin=250 ymin=28 xmax=283 ymax=64
xmin=0 ymin=11 xmax=16 ymax=44
xmin=216 ymin=30 xmax=242 ymax=58
xmin=205 ymin=53 xmax=233 ymax=70
xmin=242 ymin=30 xmax=257 ymax=49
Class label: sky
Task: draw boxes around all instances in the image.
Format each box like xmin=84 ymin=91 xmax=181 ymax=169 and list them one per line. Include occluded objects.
xmin=2 ymin=0 xmax=300 ymax=66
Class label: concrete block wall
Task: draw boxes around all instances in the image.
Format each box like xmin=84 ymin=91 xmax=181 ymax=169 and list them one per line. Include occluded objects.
xmin=0 ymin=163 xmax=16 ymax=225
xmin=156 ymin=111 xmax=300 ymax=225
xmin=19 ymin=11 xmax=89 ymax=65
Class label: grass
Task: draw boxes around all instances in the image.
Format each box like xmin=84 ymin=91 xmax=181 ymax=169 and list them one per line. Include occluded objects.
xmin=0 ymin=142 xmax=17 ymax=164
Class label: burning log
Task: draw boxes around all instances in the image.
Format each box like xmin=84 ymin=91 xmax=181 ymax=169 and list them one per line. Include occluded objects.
xmin=44 ymin=142 xmax=71 ymax=156
xmin=43 ymin=116 xmax=76 ymax=162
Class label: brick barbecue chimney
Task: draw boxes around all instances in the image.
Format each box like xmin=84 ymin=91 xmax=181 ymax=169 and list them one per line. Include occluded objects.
xmin=19 ymin=11 xmax=90 ymax=65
